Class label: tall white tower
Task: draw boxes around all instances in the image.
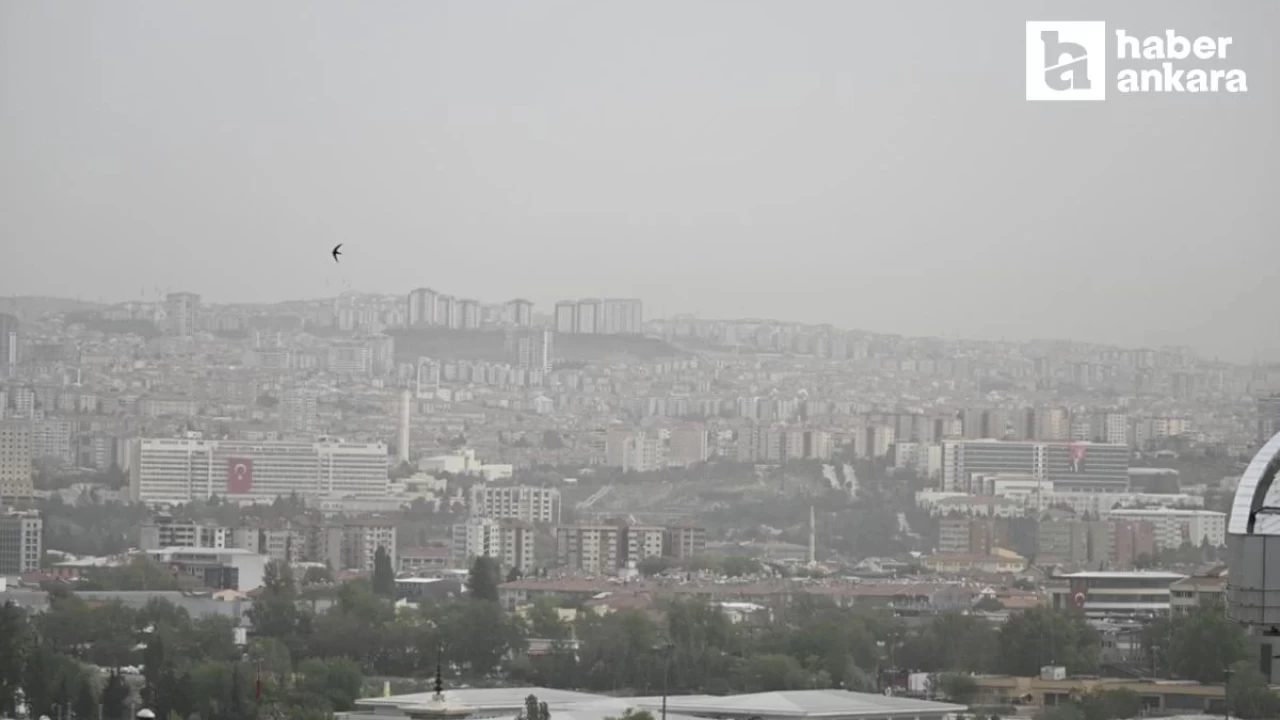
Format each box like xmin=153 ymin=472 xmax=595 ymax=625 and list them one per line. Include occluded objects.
xmin=397 ymin=389 xmax=412 ymax=465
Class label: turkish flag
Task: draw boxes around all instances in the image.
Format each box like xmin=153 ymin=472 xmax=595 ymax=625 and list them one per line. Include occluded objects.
xmin=227 ymin=458 xmax=254 ymax=494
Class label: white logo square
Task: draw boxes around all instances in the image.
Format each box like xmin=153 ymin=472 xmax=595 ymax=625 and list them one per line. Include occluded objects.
xmin=1026 ymin=21 xmax=1108 ymax=101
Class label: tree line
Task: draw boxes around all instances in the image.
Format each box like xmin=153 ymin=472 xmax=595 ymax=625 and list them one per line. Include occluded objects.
xmin=4 ymin=556 xmax=1279 ymax=720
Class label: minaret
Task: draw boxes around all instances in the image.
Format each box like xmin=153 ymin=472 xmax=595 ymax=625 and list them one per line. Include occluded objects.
xmin=404 ymin=648 xmax=472 ymax=720
xmin=808 ymin=505 xmax=817 ymax=565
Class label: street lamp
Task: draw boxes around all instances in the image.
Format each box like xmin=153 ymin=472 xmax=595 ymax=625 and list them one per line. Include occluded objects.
xmin=655 ymin=641 xmax=675 ymax=720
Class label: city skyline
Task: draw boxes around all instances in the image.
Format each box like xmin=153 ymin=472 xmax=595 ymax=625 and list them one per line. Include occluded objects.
xmin=3 ymin=1 xmax=1279 ymax=362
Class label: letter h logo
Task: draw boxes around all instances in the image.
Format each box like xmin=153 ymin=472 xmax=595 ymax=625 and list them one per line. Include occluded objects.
xmin=1026 ymin=21 xmax=1107 ymax=101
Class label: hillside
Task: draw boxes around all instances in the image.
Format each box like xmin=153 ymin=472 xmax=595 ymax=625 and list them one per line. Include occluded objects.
xmin=389 ymin=328 xmax=687 ymax=364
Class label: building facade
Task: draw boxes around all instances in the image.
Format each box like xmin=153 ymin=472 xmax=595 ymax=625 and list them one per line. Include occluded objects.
xmin=130 ymin=437 xmax=389 ymax=505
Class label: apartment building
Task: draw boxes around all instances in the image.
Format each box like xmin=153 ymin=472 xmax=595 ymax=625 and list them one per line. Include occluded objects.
xmin=451 ymin=517 xmax=535 ymax=574
xmin=139 ymin=514 xmax=396 ymax=572
xmin=0 ymin=420 xmax=34 ymax=500
xmin=557 ymin=520 xmax=707 ymax=573
xmin=1107 ymin=508 xmax=1227 ymax=550
xmin=0 ymin=509 xmax=42 ymax=574
xmin=669 ymin=427 xmax=710 ymax=466
xmin=605 ymin=429 xmax=665 ymax=472
xmin=469 ymin=485 xmax=561 ymax=524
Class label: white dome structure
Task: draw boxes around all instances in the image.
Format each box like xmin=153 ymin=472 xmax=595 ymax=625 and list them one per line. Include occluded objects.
xmin=1226 ymin=431 xmax=1280 ymax=682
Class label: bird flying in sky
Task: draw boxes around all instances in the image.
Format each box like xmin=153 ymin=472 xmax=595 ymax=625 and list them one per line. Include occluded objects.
xmin=332 ymin=243 xmax=343 ymax=262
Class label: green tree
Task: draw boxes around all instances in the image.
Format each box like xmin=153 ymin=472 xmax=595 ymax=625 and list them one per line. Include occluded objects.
xmin=372 ymin=545 xmax=396 ymax=597
xmin=466 ymin=556 xmax=502 ymax=602
xmin=1168 ymin=608 xmax=1248 ymax=683
xmin=100 ymin=670 xmax=131 ymax=720
xmin=934 ymin=673 xmax=979 ymax=705
xmin=1077 ymin=688 xmax=1142 ymax=720
xmin=0 ymin=601 xmax=30 ymax=715
xmin=297 ymin=657 xmax=364 ymax=712
xmin=73 ymin=674 xmax=99 ymax=720
xmin=1227 ymin=660 xmax=1280 ymax=720
xmin=996 ymin=608 xmax=1098 ymax=676
xmin=520 ymin=694 xmax=551 ymax=720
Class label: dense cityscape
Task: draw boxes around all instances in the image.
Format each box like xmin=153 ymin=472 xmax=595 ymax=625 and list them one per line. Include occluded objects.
xmin=0 ymin=288 xmax=1279 ymax=720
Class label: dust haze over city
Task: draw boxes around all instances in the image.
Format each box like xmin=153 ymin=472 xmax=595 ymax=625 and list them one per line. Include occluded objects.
xmin=2 ymin=2 xmax=1280 ymax=720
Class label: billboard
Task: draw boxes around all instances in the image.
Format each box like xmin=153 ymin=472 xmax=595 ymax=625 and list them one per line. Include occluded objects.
xmin=227 ymin=458 xmax=254 ymax=494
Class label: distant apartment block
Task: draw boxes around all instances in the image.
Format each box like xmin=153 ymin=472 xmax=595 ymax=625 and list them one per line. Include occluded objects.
xmin=506 ymin=299 xmax=533 ymax=327
xmin=407 ymin=288 xmax=438 ymax=326
xmin=0 ymin=420 xmax=34 ymax=500
xmin=470 ymin=484 xmax=561 ymax=524
xmin=130 ymin=437 xmax=389 ymax=505
xmin=1107 ymin=508 xmax=1226 ymax=549
xmin=605 ymin=429 xmax=666 ymax=472
xmin=1260 ymin=394 xmax=1280 ymax=446
xmin=669 ymin=427 xmax=710 ymax=466
xmin=553 ymin=298 xmax=643 ymax=335
xmin=941 ymin=439 xmax=1130 ymax=493
xmin=556 ymin=520 xmax=707 ymax=574
xmin=164 ymin=292 xmax=201 ymax=336
xmin=0 ymin=509 xmax=42 ymax=574
xmin=0 ymin=313 xmax=19 ymax=370
xmin=141 ymin=514 xmax=396 ymax=573
xmin=510 ymin=329 xmax=554 ymax=373
xmin=452 ymin=517 xmax=535 ymax=574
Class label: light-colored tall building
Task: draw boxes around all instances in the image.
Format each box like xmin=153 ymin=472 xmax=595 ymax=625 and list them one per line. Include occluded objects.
xmin=941 ymin=439 xmax=1130 ymax=493
xmin=0 ymin=420 xmax=34 ymax=500
xmin=554 ymin=301 xmax=576 ymax=334
xmin=1108 ymin=508 xmax=1226 ymax=549
xmin=513 ymin=330 xmax=554 ymax=373
xmin=556 ymin=524 xmax=621 ymax=574
xmin=130 ymin=437 xmax=389 ymax=505
xmin=31 ymin=419 xmax=72 ymax=464
xmin=575 ymin=299 xmax=600 ymax=334
xmin=165 ymin=292 xmax=201 ymax=336
xmin=506 ymin=299 xmax=533 ymax=327
xmin=0 ymin=314 xmax=19 ymax=370
xmin=407 ymin=288 xmax=439 ymax=327
xmin=281 ymin=387 xmax=319 ymax=434
xmin=452 ymin=517 xmax=535 ymax=574
xmin=669 ymin=427 xmax=709 ymax=466
xmin=469 ymin=485 xmax=561 ymax=524
xmin=665 ymin=521 xmax=707 ymax=560
xmin=605 ymin=429 xmax=666 ymax=472
xmin=459 ymin=299 xmax=480 ymax=330
xmin=0 ymin=510 xmax=42 ymax=574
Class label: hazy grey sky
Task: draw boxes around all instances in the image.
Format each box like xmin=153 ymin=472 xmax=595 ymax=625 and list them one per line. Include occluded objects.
xmin=2 ymin=1 xmax=1276 ymax=361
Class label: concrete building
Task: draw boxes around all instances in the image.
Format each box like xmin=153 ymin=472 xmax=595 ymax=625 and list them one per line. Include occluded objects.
xmin=143 ymin=547 xmax=266 ymax=592
xmin=130 ymin=437 xmax=389 ymax=505
xmin=281 ymin=387 xmax=320 ymax=434
xmin=669 ymin=427 xmax=710 ymax=466
xmin=942 ymin=439 xmax=1130 ymax=493
xmin=451 ymin=517 xmax=535 ymax=574
xmin=605 ymin=429 xmax=665 ymax=472
xmin=469 ymin=485 xmax=561 ymax=524
xmin=407 ymin=288 xmax=439 ymax=327
xmin=0 ymin=420 xmax=34 ymax=500
xmin=0 ymin=509 xmax=42 ymax=574
xmin=506 ymin=299 xmax=533 ymax=327
xmin=165 ymin=292 xmax=201 ymax=336
xmin=0 ymin=313 xmax=19 ymax=371
xmin=1108 ymin=508 xmax=1227 ymax=550
xmin=666 ymin=521 xmax=708 ymax=560
xmin=1050 ymin=570 xmax=1186 ymax=619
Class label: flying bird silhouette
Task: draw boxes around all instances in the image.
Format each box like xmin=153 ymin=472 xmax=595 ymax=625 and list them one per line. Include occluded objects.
xmin=331 ymin=244 xmax=343 ymax=262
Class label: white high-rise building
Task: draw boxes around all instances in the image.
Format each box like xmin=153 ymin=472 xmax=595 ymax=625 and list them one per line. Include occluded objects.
xmin=281 ymin=387 xmax=319 ymax=434
xmin=130 ymin=437 xmax=389 ymax=505
xmin=470 ymin=485 xmax=561 ymax=524
xmin=451 ymin=517 xmax=535 ymax=573
xmin=165 ymin=292 xmax=200 ymax=336
xmin=407 ymin=288 xmax=439 ymax=327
